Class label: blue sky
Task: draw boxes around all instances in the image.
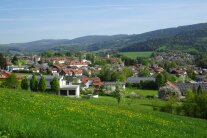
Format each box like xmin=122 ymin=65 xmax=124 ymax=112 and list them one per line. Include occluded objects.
xmin=0 ymin=0 xmax=207 ymax=44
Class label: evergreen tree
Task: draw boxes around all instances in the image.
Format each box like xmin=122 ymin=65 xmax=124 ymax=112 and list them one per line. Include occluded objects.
xmin=0 ymin=53 xmax=7 ymax=69
xmin=21 ymin=77 xmax=29 ymax=90
xmin=197 ymin=85 xmax=203 ymax=94
xmin=50 ymin=77 xmax=60 ymax=94
xmin=38 ymin=76 xmax=47 ymax=92
xmin=30 ymin=74 xmax=38 ymax=91
xmin=11 ymin=55 xmax=18 ymax=65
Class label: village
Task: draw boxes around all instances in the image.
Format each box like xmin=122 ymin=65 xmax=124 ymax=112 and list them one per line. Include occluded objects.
xmin=0 ymin=51 xmax=206 ymax=100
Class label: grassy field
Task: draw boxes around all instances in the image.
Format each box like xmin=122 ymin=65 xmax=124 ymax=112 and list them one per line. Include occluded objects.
xmin=0 ymin=88 xmax=207 ymax=137
xmin=119 ymin=52 xmax=153 ymax=59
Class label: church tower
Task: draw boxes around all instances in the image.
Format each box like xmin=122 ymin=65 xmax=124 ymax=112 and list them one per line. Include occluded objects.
xmin=107 ymin=53 xmax=110 ymax=59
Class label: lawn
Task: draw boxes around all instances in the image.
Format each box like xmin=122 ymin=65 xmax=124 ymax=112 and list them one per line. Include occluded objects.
xmin=119 ymin=52 xmax=153 ymax=59
xmin=125 ymin=88 xmax=157 ymax=97
xmin=0 ymin=88 xmax=207 ymax=138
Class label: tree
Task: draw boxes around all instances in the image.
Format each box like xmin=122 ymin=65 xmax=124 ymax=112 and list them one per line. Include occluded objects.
xmin=98 ymin=65 xmax=112 ymax=81
xmin=50 ymin=77 xmax=60 ymax=94
xmin=2 ymin=73 xmax=19 ymax=89
xmin=0 ymin=53 xmax=7 ymax=69
xmin=38 ymin=76 xmax=47 ymax=92
xmin=114 ymin=81 xmax=125 ymax=105
xmin=181 ymin=89 xmax=207 ymax=119
xmin=11 ymin=55 xmax=18 ymax=65
xmin=138 ymin=68 xmax=150 ymax=77
xmin=86 ymin=53 xmax=95 ymax=64
xmin=197 ymin=85 xmax=202 ymax=94
xmin=30 ymin=74 xmax=38 ymax=91
xmin=156 ymin=73 xmax=166 ymax=88
xmin=21 ymin=77 xmax=29 ymax=90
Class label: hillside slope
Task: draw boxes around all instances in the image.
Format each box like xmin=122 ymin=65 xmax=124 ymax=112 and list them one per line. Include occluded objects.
xmin=0 ymin=88 xmax=206 ymax=137
xmin=119 ymin=28 xmax=207 ymax=53
xmin=1 ymin=23 xmax=207 ymax=53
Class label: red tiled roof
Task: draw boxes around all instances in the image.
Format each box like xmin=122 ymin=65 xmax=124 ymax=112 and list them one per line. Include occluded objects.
xmin=62 ymin=68 xmax=82 ymax=75
xmin=0 ymin=71 xmax=11 ymax=79
xmin=68 ymin=60 xmax=87 ymax=66
xmin=81 ymin=77 xmax=102 ymax=84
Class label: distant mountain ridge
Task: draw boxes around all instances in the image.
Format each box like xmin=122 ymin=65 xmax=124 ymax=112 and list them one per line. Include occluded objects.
xmin=1 ymin=23 xmax=207 ymax=53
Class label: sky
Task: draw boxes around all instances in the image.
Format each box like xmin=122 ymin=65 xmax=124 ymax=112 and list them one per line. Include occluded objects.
xmin=0 ymin=0 xmax=207 ymax=44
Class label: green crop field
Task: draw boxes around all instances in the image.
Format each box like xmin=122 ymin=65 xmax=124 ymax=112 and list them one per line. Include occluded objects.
xmin=0 ymin=88 xmax=207 ymax=137
xmin=119 ymin=52 xmax=153 ymax=59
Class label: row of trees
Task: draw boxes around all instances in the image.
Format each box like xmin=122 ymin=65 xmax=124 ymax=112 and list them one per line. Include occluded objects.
xmin=1 ymin=73 xmax=60 ymax=93
xmin=21 ymin=75 xmax=60 ymax=93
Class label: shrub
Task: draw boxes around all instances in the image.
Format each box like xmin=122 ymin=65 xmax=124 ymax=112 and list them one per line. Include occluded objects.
xmin=13 ymin=70 xmax=33 ymax=74
xmin=139 ymin=80 xmax=157 ymax=90
xmin=1 ymin=73 xmax=19 ymax=89
xmin=160 ymin=95 xmax=179 ymax=114
xmin=126 ymin=92 xmax=142 ymax=99
xmin=181 ymin=90 xmax=207 ymax=119
xmin=21 ymin=77 xmax=29 ymax=90
xmin=158 ymin=85 xmax=182 ymax=100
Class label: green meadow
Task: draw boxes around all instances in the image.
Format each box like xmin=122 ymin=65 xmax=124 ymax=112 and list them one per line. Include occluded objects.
xmin=119 ymin=52 xmax=153 ymax=59
xmin=0 ymin=88 xmax=207 ymax=138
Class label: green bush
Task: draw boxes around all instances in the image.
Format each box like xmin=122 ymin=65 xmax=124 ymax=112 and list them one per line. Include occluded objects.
xmin=21 ymin=77 xmax=29 ymax=90
xmin=1 ymin=73 xmax=19 ymax=89
xmin=181 ymin=90 xmax=207 ymax=119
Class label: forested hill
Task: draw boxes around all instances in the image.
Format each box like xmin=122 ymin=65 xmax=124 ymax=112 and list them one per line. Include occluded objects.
xmin=87 ymin=23 xmax=207 ymax=51
xmin=119 ymin=27 xmax=207 ymax=53
xmin=1 ymin=23 xmax=207 ymax=53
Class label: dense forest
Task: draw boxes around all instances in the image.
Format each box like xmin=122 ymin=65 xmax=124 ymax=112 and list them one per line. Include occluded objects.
xmin=119 ymin=29 xmax=207 ymax=53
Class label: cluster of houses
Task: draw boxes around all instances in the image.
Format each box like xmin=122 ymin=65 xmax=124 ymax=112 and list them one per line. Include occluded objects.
xmin=1 ymin=55 xmax=127 ymax=98
xmin=1 ymin=52 xmax=207 ymax=99
xmin=154 ymin=52 xmax=194 ymax=62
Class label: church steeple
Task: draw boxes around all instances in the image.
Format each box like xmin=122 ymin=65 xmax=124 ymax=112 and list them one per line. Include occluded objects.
xmin=107 ymin=53 xmax=110 ymax=59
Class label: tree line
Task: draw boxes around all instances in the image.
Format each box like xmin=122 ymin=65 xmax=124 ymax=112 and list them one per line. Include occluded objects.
xmin=1 ymin=74 xmax=60 ymax=93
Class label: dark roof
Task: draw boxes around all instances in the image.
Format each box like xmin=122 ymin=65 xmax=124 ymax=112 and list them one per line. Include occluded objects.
xmin=28 ymin=75 xmax=63 ymax=81
xmin=104 ymin=82 xmax=125 ymax=85
xmin=66 ymin=76 xmax=73 ymax=82
xmin=176 ymin=83 xmax=207 ymax=95
xmin=127 ymin=77 xmax=155 ymax=83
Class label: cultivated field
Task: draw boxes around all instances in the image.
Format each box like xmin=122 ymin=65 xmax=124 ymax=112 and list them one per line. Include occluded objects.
xmin=0 ymin=88 xmax=207 ymax=137
xmin=119 ymin=52 xmax=153 ymax=59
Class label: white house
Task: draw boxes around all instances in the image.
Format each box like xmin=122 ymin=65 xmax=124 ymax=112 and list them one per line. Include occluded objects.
xmin=11 ymin=66 xmax=26 ymax=71
xmin=28 ymin=75 xmax=80 ymax=97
